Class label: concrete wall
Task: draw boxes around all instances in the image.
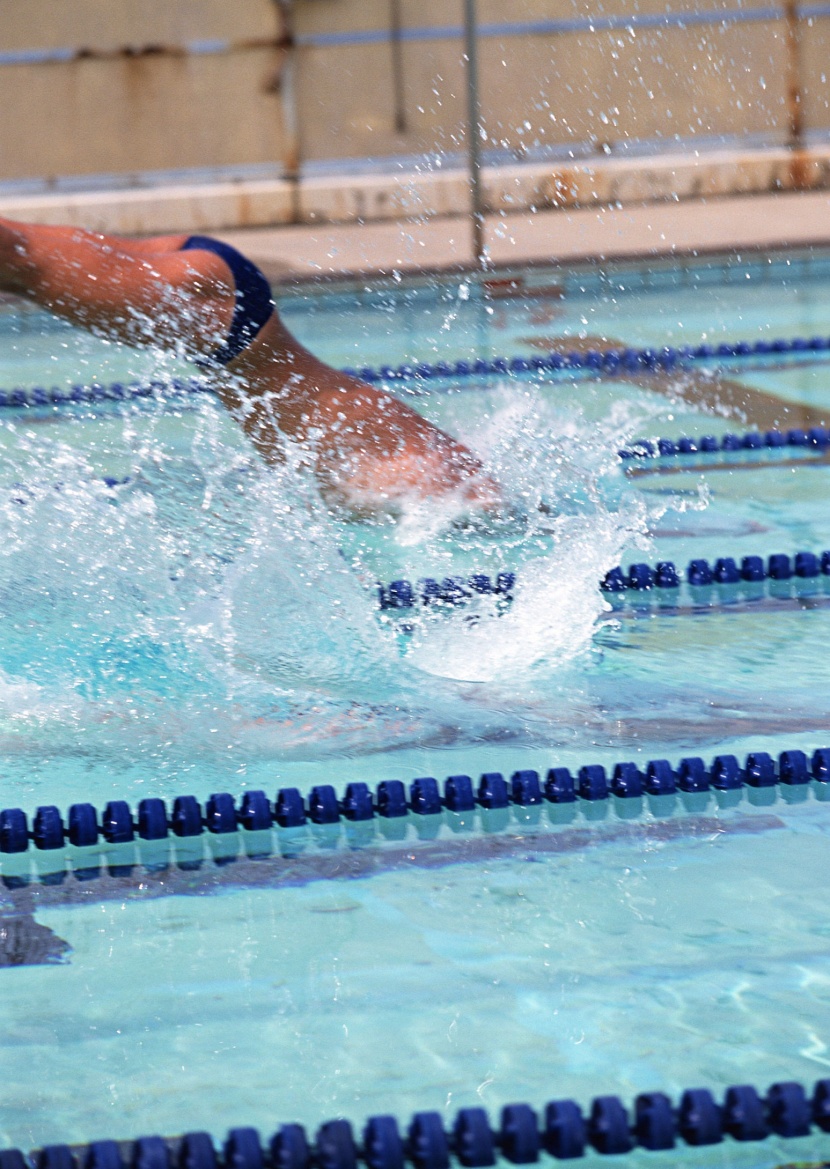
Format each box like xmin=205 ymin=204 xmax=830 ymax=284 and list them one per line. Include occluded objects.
xmin=0 ymin=0 xmax=287 ymax=181
xmin=291 ymin=0 xmax=810 ymax=163
xmin=0 ymin=0 xmax=826 ymax=232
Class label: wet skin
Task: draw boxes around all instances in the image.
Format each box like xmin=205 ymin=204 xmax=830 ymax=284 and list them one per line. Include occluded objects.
xmin=0 ymin=220 xmax=816 ymax=519
xmin=0 ymin=218 xmax=501 ymax=519
xmin=521 ymin=332 xmax=829 ymax=430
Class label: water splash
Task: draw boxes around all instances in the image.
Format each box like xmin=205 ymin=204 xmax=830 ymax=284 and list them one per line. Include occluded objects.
xmin=0 ymin=330 xmax=676 ymax=789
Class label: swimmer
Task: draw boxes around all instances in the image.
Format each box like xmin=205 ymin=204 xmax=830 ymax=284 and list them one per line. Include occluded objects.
xmin=520 ymin=332 xmax=829 ymax=431
xmin=0 ymin=218 xmax=501 ymax=520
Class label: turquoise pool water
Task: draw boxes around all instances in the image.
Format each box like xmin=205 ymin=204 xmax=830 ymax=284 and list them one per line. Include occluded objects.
xmin=1 ymin=250 xmax=830 ymax=1164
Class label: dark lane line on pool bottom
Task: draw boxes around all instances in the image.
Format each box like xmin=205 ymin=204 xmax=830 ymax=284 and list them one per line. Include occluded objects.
xmin=0 ymin=812 xmax=786 ymax=947
xmin=627 ymin=453 xmax=830 ymax=476
xmin=0 ymin=910 xmax=70 ymax=967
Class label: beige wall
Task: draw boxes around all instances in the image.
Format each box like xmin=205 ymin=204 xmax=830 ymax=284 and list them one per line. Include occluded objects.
xmin=0 ymin=0 xmax=287 ymax=180
xmin=799 ymin=14 xmax=830 ymax=132
xmin=0 ymin=0 xmax=823 ymax=185
xmin=293 ymin=0 xmax=800 ymax=162
xmin=476 ymin=23 xmax=789 ymax=152
xmin=1 ymin=0 xmax=276 ymax=50
xmin=0 ymin=51 xmax=287 ymax=180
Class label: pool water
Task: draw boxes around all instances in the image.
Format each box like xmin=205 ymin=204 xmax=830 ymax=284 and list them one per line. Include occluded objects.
xmin=1 ymin=250 xmax=830 ymax=1165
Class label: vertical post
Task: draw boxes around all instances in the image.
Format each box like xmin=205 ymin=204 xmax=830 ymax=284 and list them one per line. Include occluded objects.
xmin=784 ymin=0 xmax=803 ymax=150
xmin=390 ymin=0 xmax=407 ymax=134
xmin=783 ymin=0 xmax=808 ymax=189
xmin=272 ymin=0 xmax=301 ymax=222
xmin=463 ymin=0 xmax=485 ymax=267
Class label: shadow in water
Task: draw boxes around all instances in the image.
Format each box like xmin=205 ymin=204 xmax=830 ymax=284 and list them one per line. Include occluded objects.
xmin=0 ymin=911 xmax=71 ymax=967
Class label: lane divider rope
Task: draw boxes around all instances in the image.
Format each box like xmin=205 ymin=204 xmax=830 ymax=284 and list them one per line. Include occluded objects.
xmin=0 ymin=377 xmax=208 ymax=409
xmin=378 ymin=550 xmax=830 ymax=611
xmin=344 ymin=334 xmax=830 ymax=381
xmin=600 ymin=549 xmax=830 ymax=594
xmin=3 ymin=746 xmax=830 ymax=860
xmin=5 ymin=1076 xmax=830 ymax=1168
xmin=378 ymin=573 xmax=515 ymax=610
xmin=2 ymin=333 xmax=830 ymax=410
xmin=620 ymin=424 xmax=830 ymax=461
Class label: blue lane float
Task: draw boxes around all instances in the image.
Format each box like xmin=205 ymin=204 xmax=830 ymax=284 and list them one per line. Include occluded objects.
xmin=619 ymin=424 xmax=830 ymax=462
xmin=600 ymin=549 xmax=830 ymax=596
xmin=4 ymin=1076 xmax=830 ymax=1168
xmin=0 ymin=377 xmax=210 ymax=410
xmin=3 ymin=333 xmax=830 ymax=411
xmin=379 ymin=550 xmax=830 ymax=612
xmin=343 ymin=333 xmax=830 ymax=382
xmin=378 ymin=572 xmax=516 ymax=610
xmin=2 ymin=745 xmax=830 ymax=860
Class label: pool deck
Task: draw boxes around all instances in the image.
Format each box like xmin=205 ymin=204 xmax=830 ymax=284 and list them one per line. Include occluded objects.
xmin=216 ymin=189 xmax=830 ymax=283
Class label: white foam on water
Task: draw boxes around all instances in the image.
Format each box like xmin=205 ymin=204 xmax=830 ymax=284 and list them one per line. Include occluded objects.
xmin=384 ymin=382 xmax=663 ymax=684
xmin=0 ymin=363 xmax=679 ymax=773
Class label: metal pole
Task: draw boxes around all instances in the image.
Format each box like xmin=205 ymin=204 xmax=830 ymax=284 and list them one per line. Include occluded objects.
xmin=783 ymin=0 xmax=809 ymax=191
xmin=271 ymin=0 xmax=301 ymax=223
xmin=463 ymin=0 xmax=485 ymax=267
xmin=390 ymin=0 xmax=407 ymax=134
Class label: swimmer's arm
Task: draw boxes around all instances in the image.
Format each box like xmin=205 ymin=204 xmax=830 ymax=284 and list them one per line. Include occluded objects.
xmin=0 ymin=217 xmax=233 ymax=352
xmin=232 ymin=356 xmax=503 ymax=513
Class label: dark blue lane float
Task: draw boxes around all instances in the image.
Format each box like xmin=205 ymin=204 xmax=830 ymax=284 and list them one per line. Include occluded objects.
xmin=379 ymin=550 xmax=830 ymax=612
xmin=339 ymin=334 xmax=830 ymax=383
xmin=343 ymin=334 xmax=830 ymax=383
xmin=3 ymin=1077 xmax=830 ymax=1168
xmin=2 ymin=747 xmax=829 ymax=864
xmin=620 ymin=424 xmax=830 ymax=463
xmin=600 ymin=550 xmax=830 ymax=598
xmin=378 ymin=573 xmax=516 ymax=611
xmin=0 ymin=377 xmax=209 ymax=410
xmin=2 ymin=333 xmax=830 ymax=412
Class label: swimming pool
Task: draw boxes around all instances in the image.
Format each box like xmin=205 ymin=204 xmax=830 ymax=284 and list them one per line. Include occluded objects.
xmin=2 ymin=248 xmax=830 ymax=1166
